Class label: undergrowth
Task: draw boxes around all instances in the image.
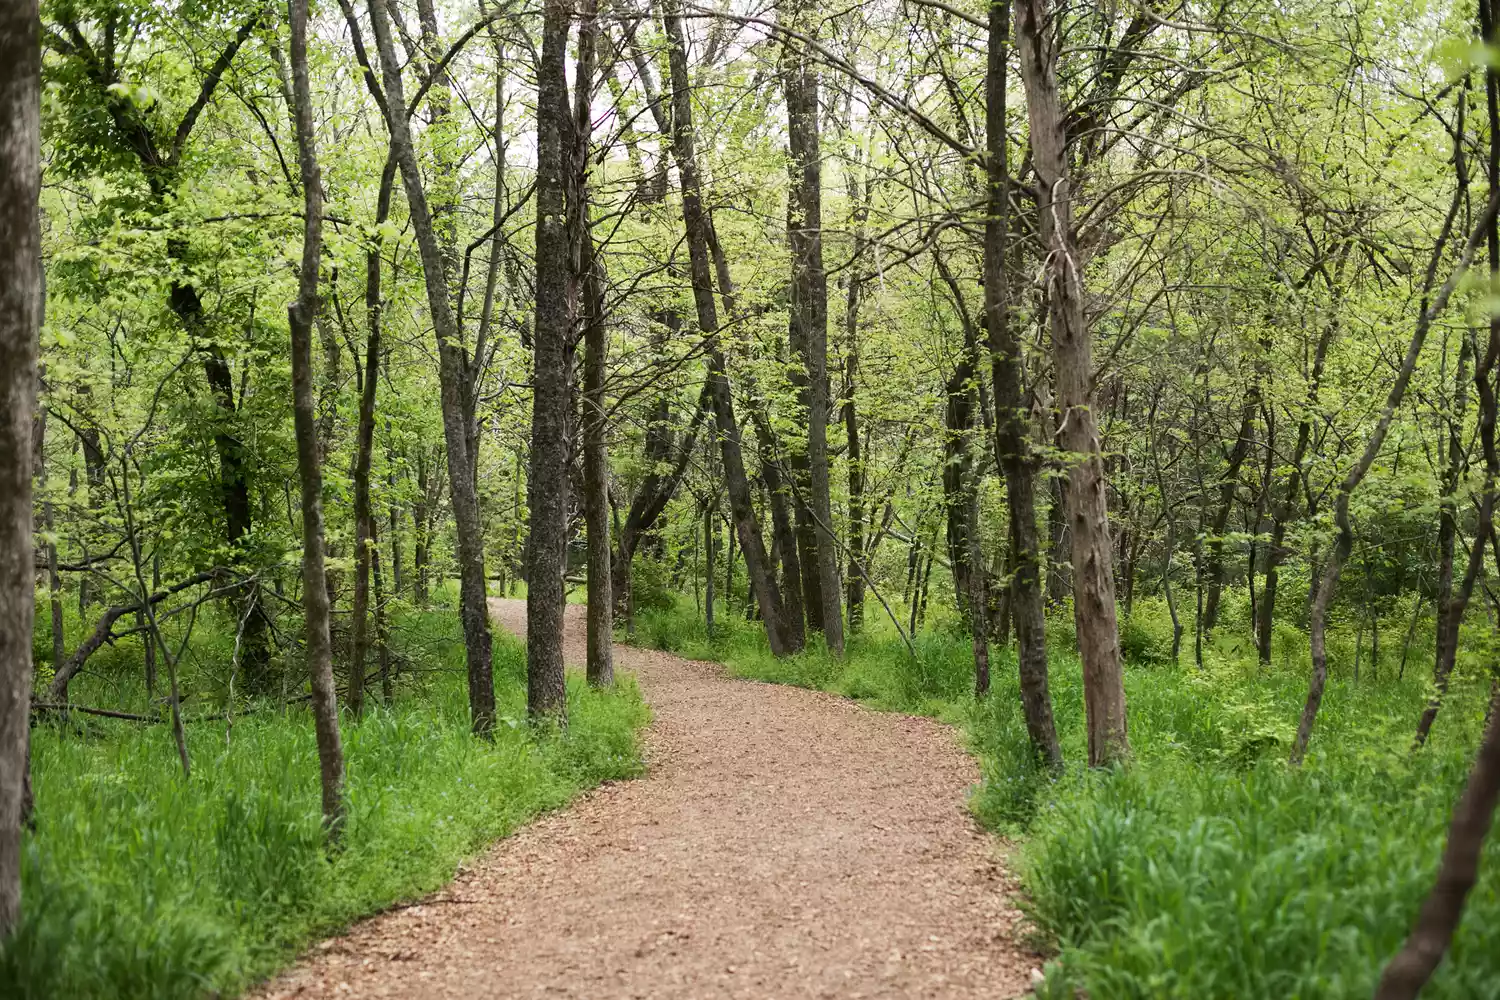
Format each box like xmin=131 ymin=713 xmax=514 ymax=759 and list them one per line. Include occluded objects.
xmin=2 ymin=609 xmax=648 ymax=1000
xmin=628 ymin=591 xmax=1499 ymax=999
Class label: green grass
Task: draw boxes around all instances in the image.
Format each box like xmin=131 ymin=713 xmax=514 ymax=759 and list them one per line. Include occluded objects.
xmin=628 ymin=591 xmax=1499 ymax=999
xmin=3 ymin=609 xmax=648 ymax=1000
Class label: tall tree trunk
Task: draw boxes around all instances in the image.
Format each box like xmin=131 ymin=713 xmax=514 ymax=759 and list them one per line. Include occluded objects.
xmin=288 ymin=0 xmax=346 ymax=833
xmin=781 ymin=21 xmax=843 ymax=654
xmin=1016 ymin=0 xmax=1128 ymax=767
xmin=367 ymin=0 xmax=496 ymax=734
xmin=347 ymin=154 xmax=396 ymax=719
xmin=661 ymin=0 xmax=798 ymax=656
xmin=0 ymin=0 xmax=39 ymax=932
xmin=575 ymin=0 xmax=613 ymax=688
xmin=526 ymin=0 xmax=574 ymax=720
xmin=986 ymin=0 xmax=1059 ymax=768
xmin=1374 ymin=686 xmax=1500 ymax=999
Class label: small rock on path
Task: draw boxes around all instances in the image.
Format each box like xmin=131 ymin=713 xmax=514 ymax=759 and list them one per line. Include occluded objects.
xmin=257 ymin=599 xmax=1034 ymax=999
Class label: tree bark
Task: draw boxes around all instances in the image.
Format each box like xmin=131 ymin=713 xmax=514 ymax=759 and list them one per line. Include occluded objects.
xmin=780 ymin=20 xmax=843 ymax=654
xmin=1375 ymin=685 xmax=1500 ymax=999
xmin=526 ymin=0 xmax=574 ymax=720
xmin=367 ymin=0 xmax=496 ymax=734
xmin=986 ymin=0 xmax=1060 ymax=768
xmin=1016 ymin=0 xmax=1128 ymax=767
xmin=661 ymin=0 xmax=798 ymax=656
xmin=576 ymin=0 xmax=613 ymax=688
xmin=0 ymin=0 xmax=39 ymax=932
xmin=1202 ymin=380 xmax=1259 ymax=631
xmin=288 ymin=0 xmax=346 ymax=834
xmin=347 ymin=153 xmax=397 ymax=719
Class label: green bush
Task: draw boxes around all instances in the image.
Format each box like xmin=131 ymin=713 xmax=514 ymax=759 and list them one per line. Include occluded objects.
xmin=1 ymin=621 xmax=648 ymax=1000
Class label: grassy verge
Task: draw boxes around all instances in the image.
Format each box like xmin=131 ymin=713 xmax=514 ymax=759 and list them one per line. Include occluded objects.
xmin=3 ymin=609 xmax=648 ymax=1000
xmin=628 ymin=594 xmax=1499 ymax=998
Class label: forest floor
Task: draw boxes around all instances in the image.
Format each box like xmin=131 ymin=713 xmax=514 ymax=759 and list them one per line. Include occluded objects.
xmin=256 ymin=599 xmax=1035 ymax=999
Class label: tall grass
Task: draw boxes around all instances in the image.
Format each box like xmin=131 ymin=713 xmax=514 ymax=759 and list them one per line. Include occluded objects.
xmin=629 ymin=592 xmax=1499 ymax=998
xmin=3 ymin=611 xmax=648 ymax=1000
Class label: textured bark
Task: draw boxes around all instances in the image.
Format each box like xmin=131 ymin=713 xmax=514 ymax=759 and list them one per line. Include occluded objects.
xmin=575 ymin=0 xmax=613 ymax=688
xmin=288 ymin=0 xmax=346 ymax=833
xmin=661 ymin=0 xmax=798 ymax=656
xmin=368 ymin=0 xmax=496 ymax=733
xmin=525 ymin=0 xmax=574 ymax=720
xmin=986 ymin=0 xmax=1059 ymax=768
xmin=0 ymin=0 xmax=39 ymax=931
xmin=842 ymin=227 xmax=866 ymax=633
xmin=780 ymin=23 xmax=842 ymax=652
xmin=1375 ymin=686 xmax=1500 ymax=999
xmin=1017 ymin=0 xmax=1128 ymax=766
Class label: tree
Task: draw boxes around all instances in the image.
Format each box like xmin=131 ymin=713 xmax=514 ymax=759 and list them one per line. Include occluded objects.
xmin=286 ymin=0 xmax=345 ymax=833
xmin=1016 ymin=0 xmax=1128 ymax=767
xmin=0 ymin=0 xmax=41 ymax=934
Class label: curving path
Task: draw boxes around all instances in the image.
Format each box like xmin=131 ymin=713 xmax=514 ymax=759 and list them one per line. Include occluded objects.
xmin=257 ymin=599 xmax=1033 ymax=999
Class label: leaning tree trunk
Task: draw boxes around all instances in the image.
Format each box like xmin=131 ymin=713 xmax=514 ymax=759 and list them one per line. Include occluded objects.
xmin=661 ymin=0 xmax=798 ymax=656
xmin=986 ymin=0 xmax=1060 ymax=769
xmin=367 ymin=0 xmax=496 ymax=734
xmin=1291 ymin=129 xmax=1499 ymax=764
xmin=0 ymin=0 xmax=40 ymax=933
xmin=288 ymin=0 xmax=346 ymax=834
xmin=1201 ymin=380 xmax=1259 ymax=632
xmin=526 ymin=0 xmax=574 ymax=720
xmin=1375 ymin=684 xmax=1500 ymax=999
xmin=1016 ymin=0 xmax=1128 ymax=767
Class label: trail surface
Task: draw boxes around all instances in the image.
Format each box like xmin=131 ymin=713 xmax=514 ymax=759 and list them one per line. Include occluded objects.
xmin=259 ymin=600 xmax=1032 ymax=998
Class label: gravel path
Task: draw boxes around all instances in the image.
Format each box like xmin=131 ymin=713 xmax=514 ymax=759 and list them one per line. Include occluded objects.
xmin=257 ymin=600 xmax=1034 ymax=999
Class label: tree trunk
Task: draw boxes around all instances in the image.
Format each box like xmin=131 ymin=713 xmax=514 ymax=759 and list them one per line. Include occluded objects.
xmin=1292 ymin=134 xmax=1498 ymax=763
xmin=780 ymin=22 xmax=843 ymax=654
xmin=1375 ymin=685 xmax=1500 ymax=999
xmin=1017 ymin=0 xmax=1128 ymax=767
xmin=986 ymin=0 xmax=1060 ymax=768
xmin=367 ymin=0 xmax=496 ymax=734
xmin=661 ymin=0 xmax=798 ymax=656
xmin=347 ymin=154 xmax=396 ymax=720
xmin=288 ymin=0 xmax=346 ymax=833
xmin=0 ymin=0 xmax=39 ymax=931
xmin=526 ymin=0 xmax=574 ymax=720
xmin=1202 ymin=381 xmax=1259 ymax=631
xmin=576 ymin=0 xmax=613 ymax=688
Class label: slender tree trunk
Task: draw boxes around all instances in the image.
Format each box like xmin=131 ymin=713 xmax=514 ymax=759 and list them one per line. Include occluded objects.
xmin=1017 ymin=0 xmax=1128 ymax=766
xmin=1292 ymin=129 xmax=1497 ymax=764
xmin=1202 ymin=382 xmax=1259 ymax=631
xmin=347 ymin=154 xmax=396 ymax=719
xmin=986 ymin=0 xmax=1059 ymax=767
xmin=843 ymin=170 xmax=868 ymax=634
xmin=0 ymin=0 xmax=39 ymax=931
xmin=526 ymin=0 xmax=574 ymax=720
xmin=368 ymin=0 xmax=496 ymax=733
xmin=705 ymin=501 xmax=717 ymax=639
xmin=575 ymin=0 xmax=613 ymax=688
xmin=661 ymin=0 xmax=798 ymax=655
xmin=288 ymin=0 xmax=346 ymax=833
xmin=780 ymin=19 xmax=842 ymax=652
xmin=1375 ymin=685 xmax=1500 ymax=999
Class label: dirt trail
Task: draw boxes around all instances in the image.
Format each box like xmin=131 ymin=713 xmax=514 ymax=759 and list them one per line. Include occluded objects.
xmin=258 ymin=600 xmax=1033 ymax=999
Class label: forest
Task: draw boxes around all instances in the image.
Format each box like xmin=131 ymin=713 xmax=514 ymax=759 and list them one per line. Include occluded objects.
xmin=0 ymin=0 xmax=1499 ymax=996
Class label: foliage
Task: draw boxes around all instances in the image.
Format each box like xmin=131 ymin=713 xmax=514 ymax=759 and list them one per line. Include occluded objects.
xmin=0 ymin=614 xmax=647 ymax=1000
